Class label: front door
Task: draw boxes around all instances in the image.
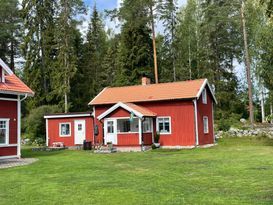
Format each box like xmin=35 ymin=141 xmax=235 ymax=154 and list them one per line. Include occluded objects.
xmin=104 ymin=119 xmax=117 ymax=145
xmin=74 ymin=120 xmax=86 ymax=144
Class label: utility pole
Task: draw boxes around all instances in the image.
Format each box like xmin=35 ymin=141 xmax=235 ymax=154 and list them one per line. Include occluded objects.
xmin=150 ymin=4 xmax=159 ymax=84
xmin=240 ymin=0 xmax=254 ymax=127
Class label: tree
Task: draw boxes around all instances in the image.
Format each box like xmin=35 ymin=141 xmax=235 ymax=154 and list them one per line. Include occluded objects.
xmin=0 ymin=0 xmax=21 ymax=71
xmin=53 ymin=0 xmax=85 ymax=113
xmin=21 ymin=0 xmax=57 ymax=111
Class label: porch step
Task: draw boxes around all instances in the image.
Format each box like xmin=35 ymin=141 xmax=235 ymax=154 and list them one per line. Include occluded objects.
xmin=94 ymin=147 xmax=117 ymax=154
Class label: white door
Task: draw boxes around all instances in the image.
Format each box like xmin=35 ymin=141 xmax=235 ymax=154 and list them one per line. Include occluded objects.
xmin=74 ymin=120 xmax=86 ymax=144
xmin=104 ymin=119 xmax=117 ymax=145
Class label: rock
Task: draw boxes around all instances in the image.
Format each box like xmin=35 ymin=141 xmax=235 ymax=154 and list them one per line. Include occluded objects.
xmin=240 ymin=118 xmax=247 ymax=123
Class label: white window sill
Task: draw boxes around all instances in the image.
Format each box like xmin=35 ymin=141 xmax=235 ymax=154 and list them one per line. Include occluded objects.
xmin=0 ymin=144 xmax=17 ymax=147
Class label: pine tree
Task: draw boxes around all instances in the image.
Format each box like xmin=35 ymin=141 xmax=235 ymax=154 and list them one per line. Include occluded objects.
xmin=0 ymin=0 xmax=21 ymax=71
xmin=113 ymin=0 xmax=153 ymax=85
xmin=21 ymin=0 xmax=57 ymax=111
xmin=53 ymin=0 xmax=85 ymax=113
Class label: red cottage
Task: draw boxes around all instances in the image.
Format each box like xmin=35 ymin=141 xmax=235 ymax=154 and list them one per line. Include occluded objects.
xmin=44 ymin=112 xmax=93 ymax=147
xmin=0 ymin=59 xmax=34 ymax=159
xmin=89 ymin=77 xmax=217 ymax=150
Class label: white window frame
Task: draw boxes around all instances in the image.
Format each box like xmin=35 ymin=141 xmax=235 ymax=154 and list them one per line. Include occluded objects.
xmin=59 ymin=122 xmax=71 ymax=137
xmin=0 ymin=119 xmax=9 ymax=145
xmin=203 ymin=116 xmax=209 ymax=134
xmin=116 ymin=117 xmax=139 ymax=134
xmin=202 ymin=89 xmax=207 ymax=104
xmin=143 ymin=118 xmax=152 ymax=133
xmin=156 ymin=116 xmax=171 ymax=134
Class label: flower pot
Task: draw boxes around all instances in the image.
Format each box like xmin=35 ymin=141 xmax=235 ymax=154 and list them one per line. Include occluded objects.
xmin=153 ymin=143 xmax=160 ymax=148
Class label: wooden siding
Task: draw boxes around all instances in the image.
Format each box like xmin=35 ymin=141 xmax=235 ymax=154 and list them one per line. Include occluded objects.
xmin=197 ymin=86 xmax=214 ymax=145
xmin=0 ymin=146 xmax=17 ymax=156
xmin=47 ymin=117 xmax=93 ymax=147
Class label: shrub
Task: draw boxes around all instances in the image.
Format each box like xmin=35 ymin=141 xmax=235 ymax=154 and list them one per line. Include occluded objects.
xmin=154 ymin=132 xmax=160 ymax=143
xmin=151 ymin=144 xmax=157 ymax=149
xmin=24 ymin=105 xmax=61 ymax=144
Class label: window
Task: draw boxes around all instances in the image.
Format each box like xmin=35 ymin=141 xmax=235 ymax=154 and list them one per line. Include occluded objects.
xmin=107 ymin=121 xmax=114 ymax=133
xmin=0 ymin=119 xmax=9 ymax=144
xmin=143 ymin=118 xmax=152 ymax=133
xmin=78 ymin=124 xmax=82 ymax=131
xmin=117 ymin=118 xmax=138 ymax=133
xmin=202 ymin=89 xmax=207 ymax=104
xmin=203 ymin=116 xmax=209 ymax=134
xmin=59 ymin=123 xmax=71 ymax=137
xmin=157 ymin=117 xmax=171 ymax=134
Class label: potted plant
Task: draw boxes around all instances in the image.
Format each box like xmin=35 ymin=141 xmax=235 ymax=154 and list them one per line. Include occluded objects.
xmin=107 ymin=141 xmax=113 ymax=150
xmin=153 ymin=132 xmax=160 ymax=148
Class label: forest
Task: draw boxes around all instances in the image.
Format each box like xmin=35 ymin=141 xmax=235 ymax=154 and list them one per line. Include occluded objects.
xmin=0 ymin=0 xmax=272 ymax=141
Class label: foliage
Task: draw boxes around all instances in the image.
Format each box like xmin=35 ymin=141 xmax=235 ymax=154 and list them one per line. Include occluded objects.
xmin=154 ymin=132 xmax=160 ymax=143
xmin=24 ymin=105 xmax=61 ymax=143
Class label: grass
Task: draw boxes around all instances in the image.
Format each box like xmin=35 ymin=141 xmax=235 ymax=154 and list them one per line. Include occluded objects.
xmin=1 ymin=137 xmax=273 ymax=205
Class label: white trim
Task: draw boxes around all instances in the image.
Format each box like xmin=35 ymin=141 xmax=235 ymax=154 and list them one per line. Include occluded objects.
xmin=0 ymin=90 xmax=34 ymax=96
xmin=203 ymin=116 xmax=209 ymax=134
xmin=17 ymin=96 xmax=21 ymax=158
xmin=196 ymin=79 xmax=217 ymax=104
xmin=97 ymin=102 xmax=144 ymax=120
xmin=138 ymin=118 xmax=142 ymax=145
xmin=59 ymin=122 xmax=71 ymax=137
xmin=156 ymin=116 xmax=172 ymax=135
xmin=104 ymin=119 xmax=117 ymax=145
xmin=0 ymin=118 xmax=10 ymax=145
xmin=0 ymin=155 xmax=18 ymax=160
xmin=193 ymin=99 xmax=199 ymax=146
xmin=151 ymin=118 xmax=154 ymax=143
xmin=0 ymin=144 xmax=17 ymax=147
xmin=0 ymin=58 xmax=13 ymax=75
xmin=0 ymin=97 xmax=18 ymax=101
xmin=212 ymin=102 xmax=215 ymax=143
xmin=88 ymin=87 xmax=108 ymax=105
xmin=44 ymin=113 xmax=92 ymax=119
xmin=46 ymin=119 xmax=49 ymax=146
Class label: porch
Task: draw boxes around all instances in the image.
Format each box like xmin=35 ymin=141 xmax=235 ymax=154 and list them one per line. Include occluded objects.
xmin=97 ymin=102 xmax=157 ymax=148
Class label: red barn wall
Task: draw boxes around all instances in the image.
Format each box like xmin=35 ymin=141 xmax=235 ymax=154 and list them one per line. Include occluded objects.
xmin=47 ymin=117 xmax=93 ymax=147
xmin=197 ymin=86 xmax=214 ymax=145
xmin=0 ymin=99 xmax=18 ymax=157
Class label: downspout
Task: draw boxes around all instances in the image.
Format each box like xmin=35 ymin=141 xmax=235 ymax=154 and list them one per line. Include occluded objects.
xmin=17 ymin=94 xmax=28 ymax=158
xmin=193 ymin=99 xmax=199 ymax=147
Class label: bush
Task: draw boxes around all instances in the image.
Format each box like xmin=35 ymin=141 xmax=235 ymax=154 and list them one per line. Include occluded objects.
xmin=24 ymin=105 xmax=61 ymax=144
xmin=154 ymin=132 xmax=160 ymax=143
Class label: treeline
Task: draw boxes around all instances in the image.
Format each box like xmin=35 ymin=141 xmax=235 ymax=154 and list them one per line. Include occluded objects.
xmin=0 ymin=0 xmax=272 ymax=125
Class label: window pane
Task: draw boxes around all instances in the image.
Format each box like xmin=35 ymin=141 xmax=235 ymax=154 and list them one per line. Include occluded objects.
xmin=78 ymin=124 xmax=82 ymax=131
xmin=159 ymin=122 xmax=164 ymax=131
xmin=0 ymin=129 xmax=6 ymax=143
xmin=107 ymin=121 xmax=114 ymax=133
xmin=0 ymin=121 xmax=6 ymax=129
xmin=61 ymin=124 xmax=70 ymax=135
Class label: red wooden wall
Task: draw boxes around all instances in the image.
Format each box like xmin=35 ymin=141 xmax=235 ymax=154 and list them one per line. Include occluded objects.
xmin=0 ymin=99 xmax=18 ymax=157
xmin=47 ymin=117 xmax=93 ymax=147
xmin=197 ymin=86 xmax=214 ymax=145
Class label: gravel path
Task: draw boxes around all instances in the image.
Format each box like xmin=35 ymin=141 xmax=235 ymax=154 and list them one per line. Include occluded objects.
xmin=0 ymin=158 xmax=38 ymax=169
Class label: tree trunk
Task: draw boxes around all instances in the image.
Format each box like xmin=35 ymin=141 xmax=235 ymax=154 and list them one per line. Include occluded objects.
xmin=10 ymin=37 xmax=15 ymax=72
xmin=241 ymin=1 xmax=254 ymax=127
xmin=270 ymin=104 xmax=273 ymax=124
xmin=260 ymin=85 xmax=266 ymax=123
xmin=150 ymin=5 xmax=158 ymax=84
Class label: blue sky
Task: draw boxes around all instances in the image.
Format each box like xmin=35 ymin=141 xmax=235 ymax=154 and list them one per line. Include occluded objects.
xmin=84 ymin=0 xmax=119 ymax=11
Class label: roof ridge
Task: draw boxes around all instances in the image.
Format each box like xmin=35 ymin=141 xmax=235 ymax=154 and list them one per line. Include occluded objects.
xmin=105 ymin=78 xmax=207 ymax=90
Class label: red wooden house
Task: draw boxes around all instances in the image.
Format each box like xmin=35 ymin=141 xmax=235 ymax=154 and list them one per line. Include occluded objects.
xmin=89 ymin=77 xmax=217 ymax=150
xmin=45 ymin=78 xmax=216 ymax=151
xmin=0 ymin=59 xmax=34 ymax=159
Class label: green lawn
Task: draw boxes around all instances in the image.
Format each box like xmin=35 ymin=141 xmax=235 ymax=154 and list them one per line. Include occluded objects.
xmin=1 ymin=138 xmax=273 ymax=205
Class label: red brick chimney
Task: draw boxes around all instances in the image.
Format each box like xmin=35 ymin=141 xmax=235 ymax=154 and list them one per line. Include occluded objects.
xmin=141 ymin=77 xmax=151 ymax=86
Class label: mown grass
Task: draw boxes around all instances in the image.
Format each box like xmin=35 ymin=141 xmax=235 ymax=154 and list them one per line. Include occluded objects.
xmin=1 ymin=137 xmax=273 ymax=205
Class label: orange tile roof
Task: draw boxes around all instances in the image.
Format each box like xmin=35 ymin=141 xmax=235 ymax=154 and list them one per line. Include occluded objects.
xmin=0 ymin=74 xmax=34 ymax=96
xmin=90 ymin=79 xmax=207 ymax=105
xmin=124 ymin=103 xmax=157 ymax=117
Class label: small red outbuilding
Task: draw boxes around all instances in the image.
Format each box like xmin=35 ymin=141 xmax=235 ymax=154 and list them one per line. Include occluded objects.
xmin=44 ymin=112 xmax=93 ymax=147
xmin=0 ymin=58 xmax=34 ymax=159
